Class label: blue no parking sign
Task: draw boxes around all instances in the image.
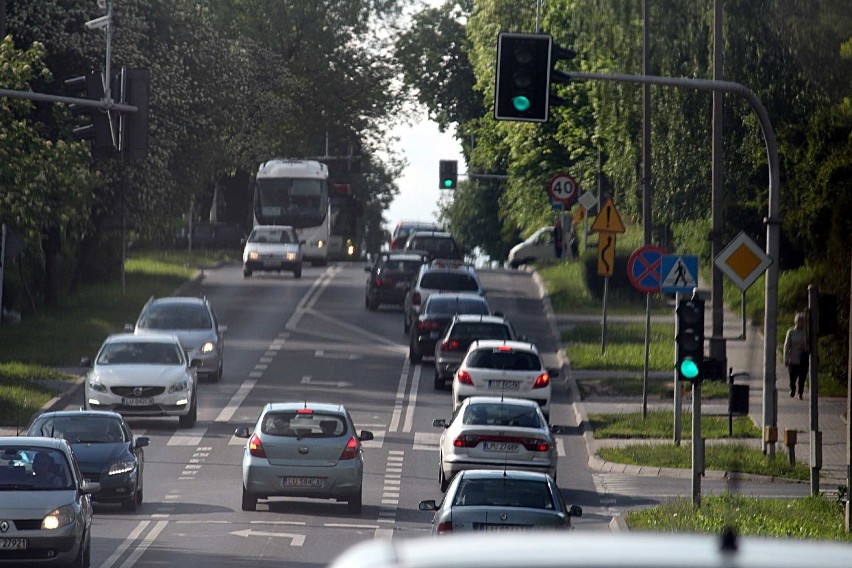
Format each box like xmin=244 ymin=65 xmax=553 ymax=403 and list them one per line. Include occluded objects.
xmin=627 ymin=246 xmax=667 ymax=293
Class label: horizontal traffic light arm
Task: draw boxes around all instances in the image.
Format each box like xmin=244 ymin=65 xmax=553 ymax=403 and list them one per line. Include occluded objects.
xmin=0 ymin=88 xmax=138 ymax=113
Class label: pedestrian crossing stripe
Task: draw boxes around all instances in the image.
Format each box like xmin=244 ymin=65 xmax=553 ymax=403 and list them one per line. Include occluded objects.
xmin=660 ymin=255 xmax=698 ymax=293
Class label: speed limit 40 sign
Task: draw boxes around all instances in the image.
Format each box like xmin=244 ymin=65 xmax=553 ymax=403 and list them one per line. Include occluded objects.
xmin=548 ymin=173 xmax=578 ymax=206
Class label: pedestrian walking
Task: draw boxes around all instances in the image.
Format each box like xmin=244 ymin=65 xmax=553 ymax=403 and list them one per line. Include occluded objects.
xmin=783 ymin=312 xmax=808 ymax=399
xmin=553 ymin=218 xmax=564 ymax=259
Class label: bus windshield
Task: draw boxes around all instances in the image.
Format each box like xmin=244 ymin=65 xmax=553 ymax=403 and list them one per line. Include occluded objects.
xmin=254 ymin=178 xmax=327 ymax=228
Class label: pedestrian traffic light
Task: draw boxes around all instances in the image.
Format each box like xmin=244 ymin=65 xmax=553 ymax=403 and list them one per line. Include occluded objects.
xmin=64 ymin=71 xmax=114 ymax=160
xmin=494 ymin=32 xmax=553 ymax=122
xmin=675 ymin=295 xmax=705 ymax=382
xmin=439 ymin=160 xmax=457 ymax=190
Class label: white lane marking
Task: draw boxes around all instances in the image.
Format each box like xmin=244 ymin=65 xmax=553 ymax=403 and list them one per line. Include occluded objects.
xmin=259 ymin=357 xmax=273 ymax=364
xmin=374 ymin=528 xmax=394 ymax=539
xmin=361 ymin=430 xmax=385 ymax=449
xmin=249 ymin=371 xmax=263 ymax=378
xmin=117 ymin=520 xmax=168 ymax=568
xmin=389 ymin=358 xmax=410 ymax=433
xmin=285 ymin=266 xmax=338 ymax=331
xmin=323 ymin=523 xmax=379 ymax=529
xmin=413 ymin=432 xmax=441 ymax=451
xmin=402 ymin=364 xmax=421 ymax=433
xmin=230 ymin=529 xmax=305 ymax=546
xmin=557 ymin=438 xmax=565 ymax=457
xmin=216 ymin=379 xmax=256 ymax=422
xmin=250 ymin=520 xmax=306 ymax=526
xmin=314 ymin=349 xmax=362 ymax=360
xmin=300 ymin=375 xmax=352 ymax=388
xmin=388 ymin=450 xmax=404 ymax=455
xmin=98 ymin=520 xmax=149 ymax=568
xmin=167 ymin=427 xmax=206 ymax=446
xmin=305 ymin=308 xmax=401 ymax=347
xmin=254 ymin=363 xmax=268 ymax=371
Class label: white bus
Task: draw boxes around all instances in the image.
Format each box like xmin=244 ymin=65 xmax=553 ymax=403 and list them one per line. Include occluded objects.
xmin=252 ymin=159 xmax=330 ymax=265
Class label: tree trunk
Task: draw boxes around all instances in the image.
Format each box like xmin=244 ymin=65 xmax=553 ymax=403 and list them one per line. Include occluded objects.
xmin=42 ymin=225 xmax=61 ymax=307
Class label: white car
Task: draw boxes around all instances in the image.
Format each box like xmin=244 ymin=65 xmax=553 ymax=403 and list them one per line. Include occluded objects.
xmin=433 ymin=397 xmax=557 ymax=491
xmin=452 ymin=340 xmax=555 ymax=419
xmin=82 ymin=333 xmax=198 ymax=428
xmin=507 ymin=226 xmax=557 ymax=268
xmin=242 ymin=224 xmax=303 ymax=278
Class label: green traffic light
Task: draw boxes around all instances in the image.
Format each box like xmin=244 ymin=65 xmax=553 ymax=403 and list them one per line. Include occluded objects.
xmin=679 ymin=357 xmax=699 ymax=380
xmin=443 ymin=179 xmax=453 ymax=188
xmin=512 ymin=96 xmax=531 ymax=111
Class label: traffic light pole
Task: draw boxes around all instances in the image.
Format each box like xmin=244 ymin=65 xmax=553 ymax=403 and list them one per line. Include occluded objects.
xmin=0 ymin=89 xmax=137 ymax=113
xmin=567 ymin=70 xmax=781 ymax=453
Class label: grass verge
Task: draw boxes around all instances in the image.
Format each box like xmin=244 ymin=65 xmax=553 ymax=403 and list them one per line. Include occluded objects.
xmin=0 ymin=363 xmax=78 ymax=430
xmin=564 ymin=322 xmax=673 ymax=371
xmin=577 ymin=376 xmax=731 ymax=399
xmin=589 ymin=410 xmax=761 ymax=439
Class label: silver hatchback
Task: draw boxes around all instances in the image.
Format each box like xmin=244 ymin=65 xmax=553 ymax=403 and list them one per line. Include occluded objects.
xmin=235 ymin=402 xmax=374 ymax=514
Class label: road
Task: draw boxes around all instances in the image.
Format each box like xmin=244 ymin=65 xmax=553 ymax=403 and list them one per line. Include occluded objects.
xmin=51 ymin=262 xmax=809 ymax=567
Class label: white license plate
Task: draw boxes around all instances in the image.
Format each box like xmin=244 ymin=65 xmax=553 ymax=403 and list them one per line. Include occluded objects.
xmin=488 ymin=380 xmax=519 ymax=391
xmin=123 ymin=397 xmax=154 ymax=406
xmin=476 ymin=525 xmax=526 ymax=532
xmin=483 ymin=442 xmax=519 ymax=453
xmin=264 ymin=260 xmax=282 ymax=267
xmin=283 ymin=477 xmax=323 ymax=488
xmin=395 ymin=282 xmax=407 ymax=289
xmin=0 ymin=538 xmax=27 ymax=550
xmin=429 ymin=331 xmax=440 ymax=339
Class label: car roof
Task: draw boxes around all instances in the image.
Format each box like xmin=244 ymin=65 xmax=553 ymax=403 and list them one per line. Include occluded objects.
xmin=105 ymin=332 xmax=181 ymax=344
xmin=380 ymin=252 xmax=428 ymax=261
xmin=419 ymin=260 xmax=477 ymax=274
xmin=407 ymin=230 xmax=453 ymax=239
xmin=328 ymin=532 xmax=852 ymax=568
xmin=33 ymin=410 xmax=125 ymax=420
xmin=426 ymin=292 xmax=487 ymax=303
xmin=263 ymin=402 xmax=347 ymax=414
xmin=462 ymin=396 xmax=540 ymax=408
xmin=0 ymin=436 xmax=71 ymax=451
xmin=458 ymin=469 xmax=551 ymax=482
xmin=146 ymin=296 xmax=207 ymax=306
xmin=251 ymin=224 xmax=295 ymax=231
xmin=450 ymin=315 xmax=510 ymax=324
xmin=471 ymin=339 xmax=538 ymax=352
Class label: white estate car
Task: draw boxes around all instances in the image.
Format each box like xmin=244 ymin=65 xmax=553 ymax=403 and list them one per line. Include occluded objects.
xmin=242 ymin=224 xmax=303 ymax=279
xmin=507 ymin=226 xmax=557 ymax=268
xmin=82 ymin=333 xmax=198 ymax=429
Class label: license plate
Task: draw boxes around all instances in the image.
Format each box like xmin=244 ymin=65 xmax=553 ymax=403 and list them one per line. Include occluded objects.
xmin=488 ymin=380 xmax=519 ymax=391
xmin=283 ymin=477 xmax=323 ymax=488
xmin=264 ymin=260 xmax=282 ymax=267
xmin=395 ymin=282 xmax=407 ymax=289
xmin=123 ymin=397 xmax=154 ymax=406
xmin=475 ymin=524 xmax=526 ymax=532
xmin=0 ymin=538 xmax=27 ymax=550
xmin=429 ymin=331 xmax=440 ymax=339
xmin=483 ymin=442 xmax=519 ymax=453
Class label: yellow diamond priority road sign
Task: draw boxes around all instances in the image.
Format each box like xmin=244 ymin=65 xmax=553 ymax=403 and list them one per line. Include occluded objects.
xmin=714 ymin=232 xmax=773 ymax=291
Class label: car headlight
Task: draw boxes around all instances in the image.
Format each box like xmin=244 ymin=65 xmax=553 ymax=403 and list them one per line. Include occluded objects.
xmin=42 ymin=505 xmax=75 ymax=530
xmin=169 ymin=380 xmax=189 ymax=394
xmin=286 ymin=252 xmax=296 ymax=261
xmin=317 ymin=240 xmax=325 ymax=248
xmin=248 ymin=251 xmax=259 ymax=260
xmin=108 ymin=460 xmax=136 ymax=476
xmin=88 ymin=379 xmax=107 ymax=393
xmin=201 ymin=341 xmax=215 ymax=353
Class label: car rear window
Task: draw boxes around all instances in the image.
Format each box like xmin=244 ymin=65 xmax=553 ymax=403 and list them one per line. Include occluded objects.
xmin=453 ymin=478 xmax=554 ymax=509
xmin=261 ymin=411 xmax=345 ymax=438
xmin=410 ymin=237 xmax=459 ymax=258
xmin=450 ymin=323 xmax=512 ymax=341
xmin=382 ymin=259 xmax=423 ymax=272
xmin=419 ymin=273 xmax=479 ymax=291
xmin=467 ymin=349 xmax=541 ymax=371
xmin=426 ymin=297 xmax=489 ymax=316
xmin=462 ymin=403 xmax=542 ymax=428
xmin=138 ymin=304 xmax=212 ymax=330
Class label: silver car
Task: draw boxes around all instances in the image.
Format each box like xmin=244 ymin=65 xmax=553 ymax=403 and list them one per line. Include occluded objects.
xmin=235 ymin=402 xmax=374 ymax=514
xmin=0 ymin=437 xmax=100 ymax=567
xmin=242 ymin=224 xmax=303 ymax=279
xmin=127 ymin=296 xmax=227 ymax=381
xmin=433 ymin=397 xmax=556 ymax=491
xmin=418 ymin=469 xmax=580 ymax=534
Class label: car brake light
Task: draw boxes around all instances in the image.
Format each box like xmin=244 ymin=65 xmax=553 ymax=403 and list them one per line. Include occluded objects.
xmin=375 ymin=277 xmax=383 ymax=287
xmin=522 ymin=438 xmax=550 ymax=452
xmin=497 ymin=345 xmax=512 ymax=352
xmin=413 ymin=292 xmax=421 ymax=305
xmin=417 ymin=320 xmax=441 ymax=332
xmin=440 ymin=340 xmax=460 ymax=352
xmin=453 ymin=435 xmax=478 ymax=448
xmin=297 ymin=408 xmax=313 ymax=414
xmin=533 ymin=372 xmax=550 ymax=389
xmin=339 ymin=436 xmax=359 ymax=460
xmin=248 ymin=433 xmax=266 ymax=458
xmin=457 ymin=370 xmax=473 ymax=385
xmin=383 ymin=278 xmax=394 ymax=287
xmin=436 ymin=521 xmax=453 ymax=534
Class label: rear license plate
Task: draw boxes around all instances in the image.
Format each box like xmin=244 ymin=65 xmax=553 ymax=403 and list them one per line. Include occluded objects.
xmin=395 ymin=282 xmax=407 ymax=289
xmin=475 ymin=524 xmax=526 ymax=532
xmin=483 ymin=442 xmax=519 ymax=453
xmin=282 ymin=477 xmax=323 ymax=488
xmin=123 ymin=397 xmax=154 ymax=406
xmin=264 ymin=260 xmax=282 ymax=268
xmin=429 ymin=331 xmax=440 ymax=339
xmin=0 ymin=538 xmax=27 ymax=550
xmin=488 ymin=380 xmax=519 ymax=391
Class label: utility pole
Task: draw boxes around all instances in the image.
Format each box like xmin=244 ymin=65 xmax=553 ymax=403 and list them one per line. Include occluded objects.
xmin=710 ymin=0 xmax=726 ymax=364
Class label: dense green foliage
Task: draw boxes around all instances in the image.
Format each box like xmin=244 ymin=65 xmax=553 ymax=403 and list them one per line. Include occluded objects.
xmin=589 ymin=411 xmax=760 ymax=439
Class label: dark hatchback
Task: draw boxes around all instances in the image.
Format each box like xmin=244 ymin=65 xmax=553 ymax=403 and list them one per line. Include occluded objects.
xmin=410 ymin=293 xmax=491 ymax=363
xmin=27 ymin=410 xmax=149 ymax=511
xmin=403 ymin=231 xmax=464 ymax=262
xmin=365 ymin=252 xmax=427 ymax=310
xmin=433 ymin=315 xmax=519 ymax=389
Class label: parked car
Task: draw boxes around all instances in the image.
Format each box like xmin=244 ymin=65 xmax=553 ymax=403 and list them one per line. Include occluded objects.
xmin=409 ymin=293 xmax=492 ymax=364
xmin=0 ymin=436 xmax=99 ymax=566
xmin=390 ymin=220 xmax=440 ymax=250
xmin=403 ymin=230 xmax=463 ymax=262
xmin=126 ymin=295 xmax=227 ymax=381
xmin=81 ymin=333 xmax=198 ymax=428
xmin=364 ymin=252 xmax=428 ymax=310
xmin=507 ymin=226 xmax=557 ymax=268
xmin=452 ymin=340 xmax=556 ymax=420
xmin=432 ymin=397 xmax=556 ymax=491
xmin=433 ymin=315 xmax=520 ymax=389
xmin=418 ymin=469 xmax=580 ymax=534
xmin=242 ymin=224 xmax=303 ymax=279
xmin=403 ymin=259 xmax=485 ymax=335
xmin=234 ymin=402 xmax=374 ymax=514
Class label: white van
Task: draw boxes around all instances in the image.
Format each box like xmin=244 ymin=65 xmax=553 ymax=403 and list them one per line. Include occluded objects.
xmin=507 ymin=226 xmax=557 ymax=268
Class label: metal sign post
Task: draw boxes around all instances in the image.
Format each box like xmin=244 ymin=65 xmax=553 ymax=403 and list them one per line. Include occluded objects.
xmin=628 ymin=245 xmax=666 ymax=418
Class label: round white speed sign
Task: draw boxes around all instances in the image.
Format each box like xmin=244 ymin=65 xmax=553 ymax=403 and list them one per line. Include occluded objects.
xmin=548 ymin=173 xmax=578 ymax=205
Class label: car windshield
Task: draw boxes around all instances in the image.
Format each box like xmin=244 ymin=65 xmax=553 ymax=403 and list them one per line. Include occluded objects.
xmin=0 ymin=447 xmax=74 ymax=490
xmin=426 ymin=297 xmax=489 ymax=316
xmin=450 ymin=323 xmax=512 ymax=341
xmin=419 ymin=273 xmax=479 ymax=291
xmin=138 ymin=303 xmax=212 ymax=330
xmin=453 ymin=478 xmax=554 ymax=509
xmin=468 ymin=349 xmax=541 ymax=371
xmin=261 ymin=411 xmax=345 ymax=438
xmin=462 ymin=403 xmax=542 ymax=428
xmin=30 ymin=415 xmax=127 ymax=444
xmin=249 ymin=228 xmax=294 ymax=244
xmin=97 ymin=341 xmax=184 ymax=365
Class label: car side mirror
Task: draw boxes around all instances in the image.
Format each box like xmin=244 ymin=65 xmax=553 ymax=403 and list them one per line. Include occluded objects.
xmin=517 ymin=335 xmax=528 ymax=342
xmin=359 ymin=430 xmax=374 ymax=441
xmin=81 ymin=481 xmax=101 ymax=495
xmin=418 ymin=500 xmax=437 ymax=511
xmin=300 ymin=240 xmax=307 ymax=246
xmin=218 ymin=325 xmax=228 ymax=334
xmin=240 ymin=237 xmax=247 ymax=246
xmin=569 ymin=504 xmax=583 ymax=517
xmin=493 ymin=311 xmax=504 ymax=317
xmin=234 ymin=427 xmax=251 ymax=439
xmin=79 ymin=357 xmax=92 ymax=368
xmin=480 ymin=290 xmax=487 ymax=296
xmin=124 ymin=323 xmax=134 ymax=332
xmin=548 ymin=368 xmax=560 ymax=378
xmin=135 ymin=437 xmax=150 ymax=449
xmin=432 ymin=419 xmax=447 ymax=428
xmin=364 ymin=266 xmax=371 ymax=272
xmin=190 ymin=359 xmax=201 ymax=368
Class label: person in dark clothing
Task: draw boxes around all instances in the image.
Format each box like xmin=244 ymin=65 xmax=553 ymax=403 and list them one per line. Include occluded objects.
xmin=783 ymin=312 xmax=808 ymax=399
xmin=553 ymin=219 xmax=564 ymax=259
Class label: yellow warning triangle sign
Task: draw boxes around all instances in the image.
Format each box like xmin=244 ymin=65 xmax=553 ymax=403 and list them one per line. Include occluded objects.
xmin=590 ymin=199 xmax=626 ymax=233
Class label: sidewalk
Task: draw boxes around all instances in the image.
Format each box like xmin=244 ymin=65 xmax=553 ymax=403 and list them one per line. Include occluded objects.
xmin=553 ymin=293 xmax=848 ymax=491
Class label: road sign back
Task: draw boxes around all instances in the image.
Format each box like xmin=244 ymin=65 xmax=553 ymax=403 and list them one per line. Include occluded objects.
xmin=627 ymin=245 xmax=667 ymax=293
xmin=590 ymin=199 xmax=625 ymax=233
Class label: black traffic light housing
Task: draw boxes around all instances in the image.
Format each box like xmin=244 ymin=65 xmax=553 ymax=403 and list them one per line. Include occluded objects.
xmin=122 ymin=69 xmax=150 ymax=162
xmin=495 ymin=33 xmax=553 ymax=122
xmin=439 ymin=160 xmax=457 ymax=190
xmin=675 ymin=295 xmax=705 ymax=382
xmin=65 ymin=71 xmax=114 ymax=160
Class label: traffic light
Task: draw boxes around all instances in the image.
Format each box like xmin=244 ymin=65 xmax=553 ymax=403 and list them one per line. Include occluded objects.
xmin=675 ymin=295 xmax=705 ymax=381
xmin=122 ymin=69 xmax=150 ymax=162
xmin=64 ymin=71 xmax=114 ymax=159
xmin=494 ymin=33 xmax=553 ymax=122
xmin=439 ymin=160 xmax=457 ymax=190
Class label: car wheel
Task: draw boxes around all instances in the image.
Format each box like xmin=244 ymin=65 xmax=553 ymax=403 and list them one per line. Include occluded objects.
xmin=403 ymin=315 xmax=410 ymax=335
xmin=293 ymin=266 xmax=302 ymax=279
xmin=241 ymin=485 xmax=257 ymax=511
xmin=439 ymin=462 xmax=449 ymax=493
xmin=70 ymin=528 xmax=90 ymax=568
xmin=433 ymin=370 xmax=444 ymax=390
xmin=409 ymin=336 xmax=422 ymax=364
xmin=136 ymin=484 xmax=143 ymax=504
xmin=121 ymin=494 xmax=138 ymax=511
xmin=347 ymin=488 xmax=363 ymax=515
xmin=179 ymin=395 xmax=197 ymax=429
xmin=243 ymin=269 xmax=252 ymax=277
xmin=367 ymin=296 xmax=378 ymax=311
xmin=215 ymin=358 xmax=223 ymax=382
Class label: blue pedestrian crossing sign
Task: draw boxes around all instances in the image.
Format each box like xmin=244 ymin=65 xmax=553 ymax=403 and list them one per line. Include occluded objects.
xmin=660 ymin=255 xmax=698 ymax=294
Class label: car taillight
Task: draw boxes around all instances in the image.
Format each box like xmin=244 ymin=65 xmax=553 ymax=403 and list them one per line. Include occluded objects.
xmin=339 ymin=436 xmax=359 ymax=460
xmin=533 ymin=372 xmax=550 ymax=389
xmin=522 ymin=438 xmax=550 ymax=452
xmin=453 ymin=435 xmax=479 ymax=448
xmin=248 ymin=433 xmax=266 ymax=458
xmin=413 ymin=292 xmax=421 ymax=305
xmin=439 ymin=340 xmax=460 ymax=352
xmin=383 ymin=278 xmax=394 ymax=287
xmin=436 ymin=521 xmax=453 ymax=534
xmin=390 ymin=239 xmax=400 ymax=250
xmin=375 ymin=277 xmax=383 ymax=287
xmin=417 ymin=320 xmax=441 ymax=332
xmin=456 ymin=370 xmax=473 ymax=385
